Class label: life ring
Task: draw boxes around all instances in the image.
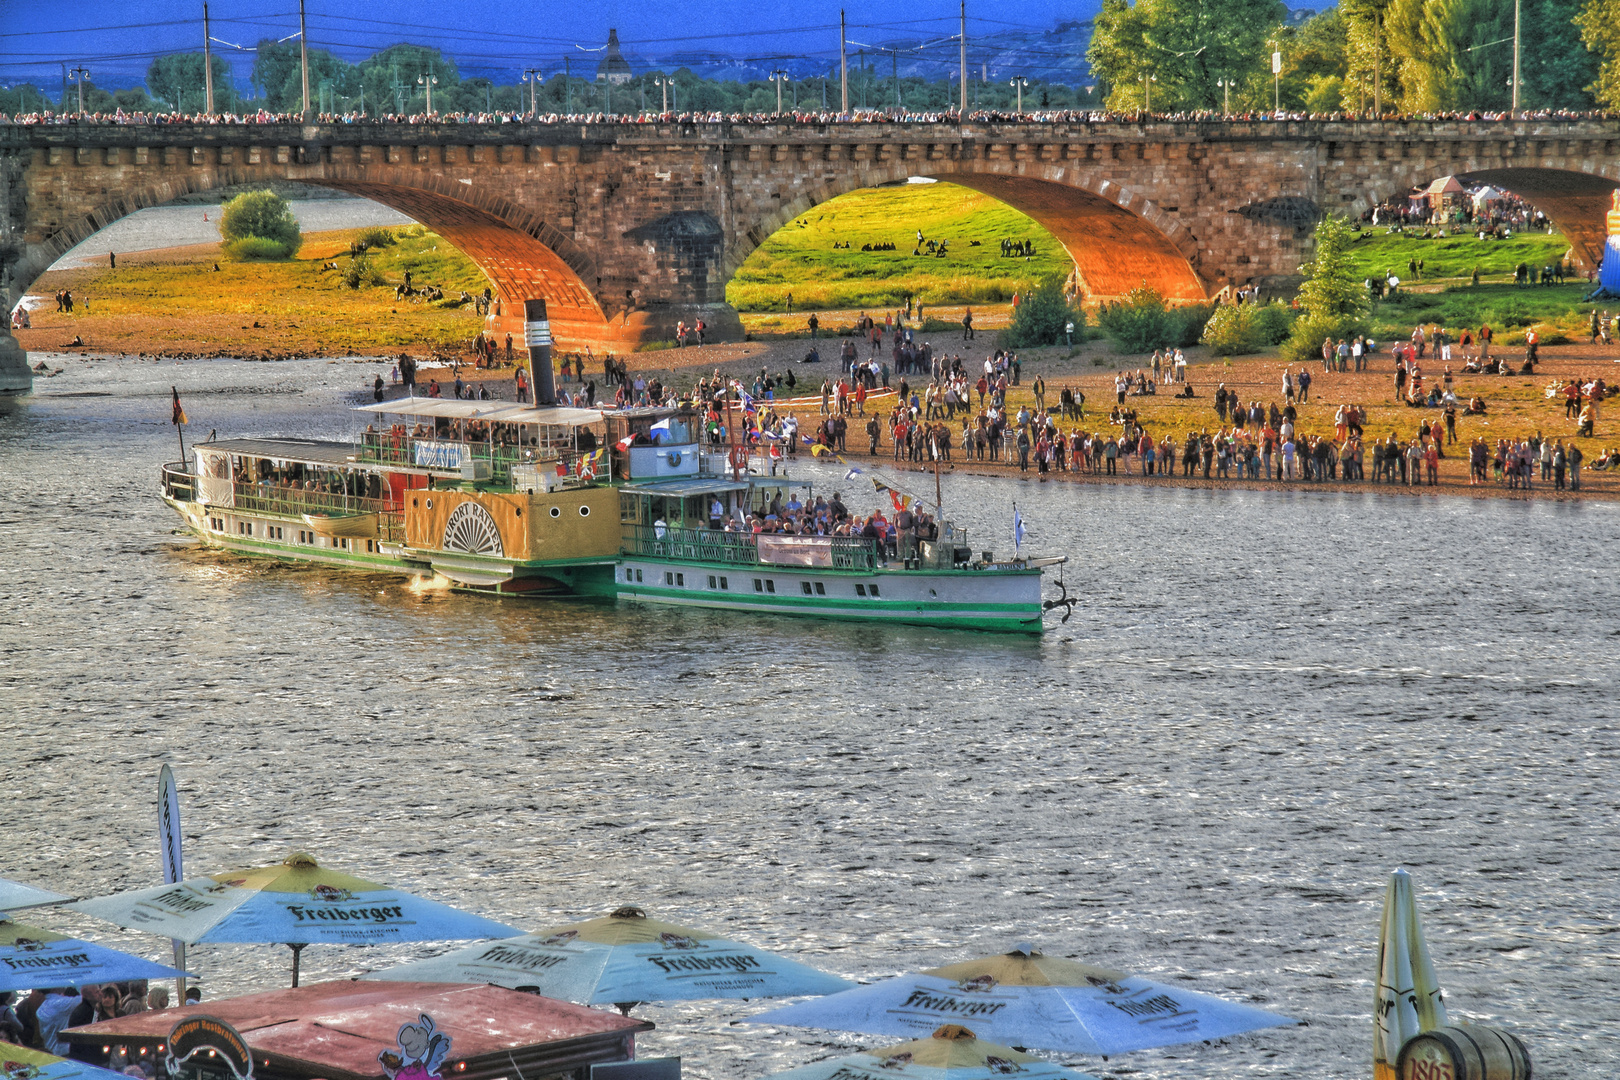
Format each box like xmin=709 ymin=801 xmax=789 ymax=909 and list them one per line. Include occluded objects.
xmin=729 ymin=446 xmax=749 ymax=469
xmin=667 ymin=450 xmax=683 ymax=467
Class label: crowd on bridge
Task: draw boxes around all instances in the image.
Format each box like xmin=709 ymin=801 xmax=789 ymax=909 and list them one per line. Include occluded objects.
xmin=5 ymin=107 xmax=1617 ymax=129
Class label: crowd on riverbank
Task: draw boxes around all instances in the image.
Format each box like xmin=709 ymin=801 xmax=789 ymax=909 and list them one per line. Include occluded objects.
xmin=4 ymin=107 xmax=1616 ymax=128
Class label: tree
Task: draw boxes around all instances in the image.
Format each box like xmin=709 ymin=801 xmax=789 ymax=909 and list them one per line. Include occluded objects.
xmin=1522 ymin=0 xmax=1598 ymax=109
xmin=146 ymin=53 xmax=240 ymax=112
xmin=1385 ymin=0 xmax=1512 ymax=112
xmin=220 ymin=190 xmax=301 ymax=259
xmin=1283 ymin=215 xmax=1369 ymax=360
xmin=359 ymin=44 xmax=459 ymax=114
xmin=1088 ymin=0 xmax=1287 ymax=112
xmin=1576 ymin=0 xmax=1620 ymax=109
xmin=1340 ymin=0 xmax=1400 ymax=111
xmin=1266 ymin=10 xmax=1350 ymax=111
xmin=1005 ymin=277 xmax=1086 ymax=348
xmin=250 ymin=39 xmax=302 ymax=112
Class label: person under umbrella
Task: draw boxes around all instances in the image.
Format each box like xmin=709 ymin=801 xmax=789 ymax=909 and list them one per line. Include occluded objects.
xmin=69 ymin=852 xmax=518 ymax=987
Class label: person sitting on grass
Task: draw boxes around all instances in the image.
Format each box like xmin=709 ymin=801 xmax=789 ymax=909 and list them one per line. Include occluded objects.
xmin=1466 ymin=395 xmax=1488 ymax=415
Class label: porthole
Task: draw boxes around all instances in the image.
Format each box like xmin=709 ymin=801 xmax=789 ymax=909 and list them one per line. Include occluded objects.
xmin=426 ymin=498 xmax=434 ymax=509
xmin=550 ymin=506 xmax=561 ymax=518
xmin=412 ymin=497 xmax=419 ymax=507
xmin=514 ymin=507 xmax=522 ymax=518
xmin=578 ymin=505 xmax=591 ymax=517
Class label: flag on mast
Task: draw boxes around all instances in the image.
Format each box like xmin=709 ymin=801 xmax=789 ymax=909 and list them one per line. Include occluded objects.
xmin=171 ymin=387 xmax=187 ymax=426
xmin=1013 ymin=506 xmax=1026 ymax=551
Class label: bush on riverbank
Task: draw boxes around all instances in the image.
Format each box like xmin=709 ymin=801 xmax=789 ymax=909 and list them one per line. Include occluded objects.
xmin=1097 ymin=285 xmax=1214 ymax=351
xmin=1004 ymin=277 xmax=1086 ymax=348
xmin=1200 ymin=301 xmax=1296 ymax=355
xmin=220 ymin=190 xmax=302 ymax=260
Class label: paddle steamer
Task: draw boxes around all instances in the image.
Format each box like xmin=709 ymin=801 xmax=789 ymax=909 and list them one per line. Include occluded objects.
xmin=158 ymin=304 xmax=1067 ymax=633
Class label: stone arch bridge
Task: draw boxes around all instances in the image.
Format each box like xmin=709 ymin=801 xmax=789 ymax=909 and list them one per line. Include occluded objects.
xmin=2 ymin=118 xmax=1617 ymax=391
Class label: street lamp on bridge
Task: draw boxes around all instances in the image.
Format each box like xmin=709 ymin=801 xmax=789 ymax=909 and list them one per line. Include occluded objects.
xmin=1215 ymin=77 xmax=1235 ymax=117
xmin=522 ymin=68 xmax=543 ymax=117
xmin=68 ymin=65 xmax=90 ymax=114
xmin=417 ymin=72 xmax=438 ymax=116
xmin=1009 ymin=75 xmax=1029 ymax=115
xmin=1142 ymin=73 xmax=1157 ymax=114
xmin=651 ymin=76 xmax=674 ymax=114
xmin=769 ymin=70 xmax=791 ymax=116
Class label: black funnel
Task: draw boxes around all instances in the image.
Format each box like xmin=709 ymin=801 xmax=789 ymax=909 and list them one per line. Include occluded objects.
xmin=524 ymin=298 xmax=557 ymax=406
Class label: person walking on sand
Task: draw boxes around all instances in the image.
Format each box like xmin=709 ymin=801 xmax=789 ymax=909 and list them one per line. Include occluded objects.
xmin=962 ymin=308 xmax=974 ymax=340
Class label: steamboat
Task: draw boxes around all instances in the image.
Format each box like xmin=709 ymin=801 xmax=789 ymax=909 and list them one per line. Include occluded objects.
xmin=159 ymin=302 xmax=1069 ymax=633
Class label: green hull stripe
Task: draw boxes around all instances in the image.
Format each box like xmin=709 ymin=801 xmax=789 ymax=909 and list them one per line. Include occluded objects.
xmin=618 ymin=591 xmax=1041 ymax=632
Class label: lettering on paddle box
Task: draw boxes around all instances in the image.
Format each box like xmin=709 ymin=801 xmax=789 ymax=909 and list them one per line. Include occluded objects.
xmin=166 ymin=1015 xmax=254 ymax=1080
xmin=379 ymin=1014 xmax=452 ymax=1080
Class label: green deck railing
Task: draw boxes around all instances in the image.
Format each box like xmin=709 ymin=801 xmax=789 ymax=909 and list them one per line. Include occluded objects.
xmin=622 ymin=526 xmax=879 ymax=570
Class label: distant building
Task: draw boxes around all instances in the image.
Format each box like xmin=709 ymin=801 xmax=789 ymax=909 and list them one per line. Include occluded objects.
xmin=596 ymin=30 xmax=633 ymax=85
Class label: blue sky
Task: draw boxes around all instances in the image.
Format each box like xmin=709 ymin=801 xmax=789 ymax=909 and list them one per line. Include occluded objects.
xmin=0 ymin=0 xmax=1123 ymax=93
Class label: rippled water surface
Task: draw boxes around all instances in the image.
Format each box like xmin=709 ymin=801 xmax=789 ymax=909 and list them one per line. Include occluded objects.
xmin=4 ymin=356 xmax=1618 ymax=1080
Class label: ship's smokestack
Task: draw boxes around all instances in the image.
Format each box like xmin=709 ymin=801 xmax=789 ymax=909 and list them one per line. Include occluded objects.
xmin=524 ymin=298 xmax=557 ymax=407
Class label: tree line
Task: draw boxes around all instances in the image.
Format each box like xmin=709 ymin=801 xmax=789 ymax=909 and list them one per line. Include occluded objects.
xmin=1087 ymin=0 xmax=1618 ymax=113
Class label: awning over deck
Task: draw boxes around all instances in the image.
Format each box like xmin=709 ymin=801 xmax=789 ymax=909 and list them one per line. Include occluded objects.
xmin=621 ymin=478 xmax=752 ymax=497
xmin=200 ymin=438 xmax=358 ymax=467
xmin=353 ymin=400 xmax=606 ymax=427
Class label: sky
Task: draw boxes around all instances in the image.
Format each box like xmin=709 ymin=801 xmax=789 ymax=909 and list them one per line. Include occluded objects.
xmin=0 ymin=0 xmax=1126 ymax=94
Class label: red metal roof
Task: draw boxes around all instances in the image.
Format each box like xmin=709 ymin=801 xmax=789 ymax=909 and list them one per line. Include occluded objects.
xmin=62 ymin=981 xmax=651 ymax=1080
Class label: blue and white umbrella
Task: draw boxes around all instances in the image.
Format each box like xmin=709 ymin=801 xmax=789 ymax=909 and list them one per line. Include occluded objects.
xmin=746 ymin=947 xmax=1292 ymax=1056
xmin=69 ymin=851 xmax=519 ymax=985
xmin=0 ymin=878 xmax=70 ymax=912
xmin=0 ymin=1041 xmax=127 ymax=1080
xmin=764 ymin=1025 xmax=1097 ymax=1080
xmin=0 ymin=914 xmax=191 ymax=993
xmin=367 ymin=906 xmax=852 ymax=1006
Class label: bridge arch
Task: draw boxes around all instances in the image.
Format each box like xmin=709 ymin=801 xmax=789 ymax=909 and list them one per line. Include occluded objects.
xmin=9 ymin=164 xmax=623 ymax=351
xmin=724 ymin=161 xmax=1210 ymax=304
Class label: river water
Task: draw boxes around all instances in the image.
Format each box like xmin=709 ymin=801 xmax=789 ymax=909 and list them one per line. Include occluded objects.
xmin=4 ymin=355 xmax=1617 ymax=1080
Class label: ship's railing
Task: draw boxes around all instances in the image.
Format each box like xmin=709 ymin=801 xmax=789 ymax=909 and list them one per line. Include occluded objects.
xmin=354 ymin=430 xmax=556 ymax=484
xmin=621 ymin=526 xmax=879 ymax=570
xmin=161 ymin=462 xmax=195 ymax=502
xmin=232 ymin=481 xmax=392 ymax=520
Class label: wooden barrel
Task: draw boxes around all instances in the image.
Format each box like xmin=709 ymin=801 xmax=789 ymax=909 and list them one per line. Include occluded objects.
xmin=1397 ymin=1025 xmax=1531 ymax=1080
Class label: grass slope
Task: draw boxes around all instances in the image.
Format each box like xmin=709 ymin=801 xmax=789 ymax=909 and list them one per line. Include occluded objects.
xmin=23 ymin=225 xmax=489 ymax=357
xmin=727 ymin=182 xmax=1069 ymax=313
xmin=1343 ymin=228 xmax=1572 ymax=283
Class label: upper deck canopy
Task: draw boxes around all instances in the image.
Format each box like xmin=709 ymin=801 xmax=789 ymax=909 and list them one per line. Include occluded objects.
xmin=201 ymin=438 xmax=358 ymax=467
xmin=352 ymin=400 xmax=606 ymax=427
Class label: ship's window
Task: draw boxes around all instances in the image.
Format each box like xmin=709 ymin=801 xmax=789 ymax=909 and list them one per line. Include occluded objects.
xmin=801 ymin=581 xmax=812 ymax=595
xmin=869 ymin=583 xmax=880 ymax=596
xmin=856 ymin=583 xmax=867 ymax=596
xmin=753 ymin=578 xmax=763 ymax=592
xmin=815 ymin=582 xmax=826 ymax=595
xmin=708 ymin=576 xmax=717 ymax=589
xmin=579 ymin=505 xmax=591 ymax=517
xmin=550 ymin=506 xmax=561 ymax=518
xmin=765 ymin=579 xmax=776 ymax=593
xmin=719 ymin=576 xmax=728 ymax=590
xmin=365 ymin=539 xmax=373 ymax=552
xmin=625 ymin=568 xmax=634 ymax=582
xmin=929 ymin=588 xmax=937 ymax=597
xmin=665 ymin=572 xmax=674 ymax=586
xmin=676 ymin=573 xmax=684 ymax=586
xmin=636 ymin=569 xmax=643 ymax=582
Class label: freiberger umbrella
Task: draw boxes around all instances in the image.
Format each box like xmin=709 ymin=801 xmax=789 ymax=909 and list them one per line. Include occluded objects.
xmin=763 ymin=1024 xmax=1099 ymax=1080
xmin=1373 ymin=869 xmax=1449 ymax=1080
xmin=0 ymin=1042 xmax=127 ymax=1080
xmin=0 ymin=914 xmax=191 ymax=993
xmin=747 ymin=946 xmax=1291 ymax=1056
xmin=0 ymin=877 xmax=71 ymax=912
xmin=366 ymin=905 xmax=852 ymax=1008
xmin=69 ymin=851 xmax=519 ymax=985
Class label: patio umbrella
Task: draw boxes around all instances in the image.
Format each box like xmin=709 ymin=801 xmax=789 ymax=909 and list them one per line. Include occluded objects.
xmin=746 ymin=946 xmax=1291 ymax=1056
xmin=0 ymin=1042 xmax=127 ymax=1080
xmin=0 ymin=877 xmax=71 ymax=912
xmin=765 ymin=1024 xmax=1099 ymax=1080
xmin=69 ymin=851 xmax=519 ymax=986
xmin=365 ymin=905 xmax=852 ymax=1007
xmin=1373 ymin=869 xmax=1448 ymax=1080
xmin=0 ymin=914 xmax=191 ymax=993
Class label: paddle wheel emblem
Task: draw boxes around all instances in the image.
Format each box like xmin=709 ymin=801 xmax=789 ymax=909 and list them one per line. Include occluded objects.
xmin=442 ymin=502 xmax=504 ymax=557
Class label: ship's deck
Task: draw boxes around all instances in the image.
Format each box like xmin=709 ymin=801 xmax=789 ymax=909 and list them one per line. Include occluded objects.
xmin=201 ymin=437 xmax=360 ymax=468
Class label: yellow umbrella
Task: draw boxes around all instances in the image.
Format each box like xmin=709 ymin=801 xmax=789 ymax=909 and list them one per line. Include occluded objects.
xmin=1373 ymin=869 xmax=1449 ymax=1080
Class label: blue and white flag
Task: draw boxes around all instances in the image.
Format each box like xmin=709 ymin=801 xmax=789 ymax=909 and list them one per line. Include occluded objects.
xmin=1013 ymin=507 xmax=1026 ymax=551
xmin=844 ymin=467 xmax=864 ymax=481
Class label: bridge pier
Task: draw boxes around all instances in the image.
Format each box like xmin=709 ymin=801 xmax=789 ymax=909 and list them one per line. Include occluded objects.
xmin=0 ymin=328 xmax=30 ymax=396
